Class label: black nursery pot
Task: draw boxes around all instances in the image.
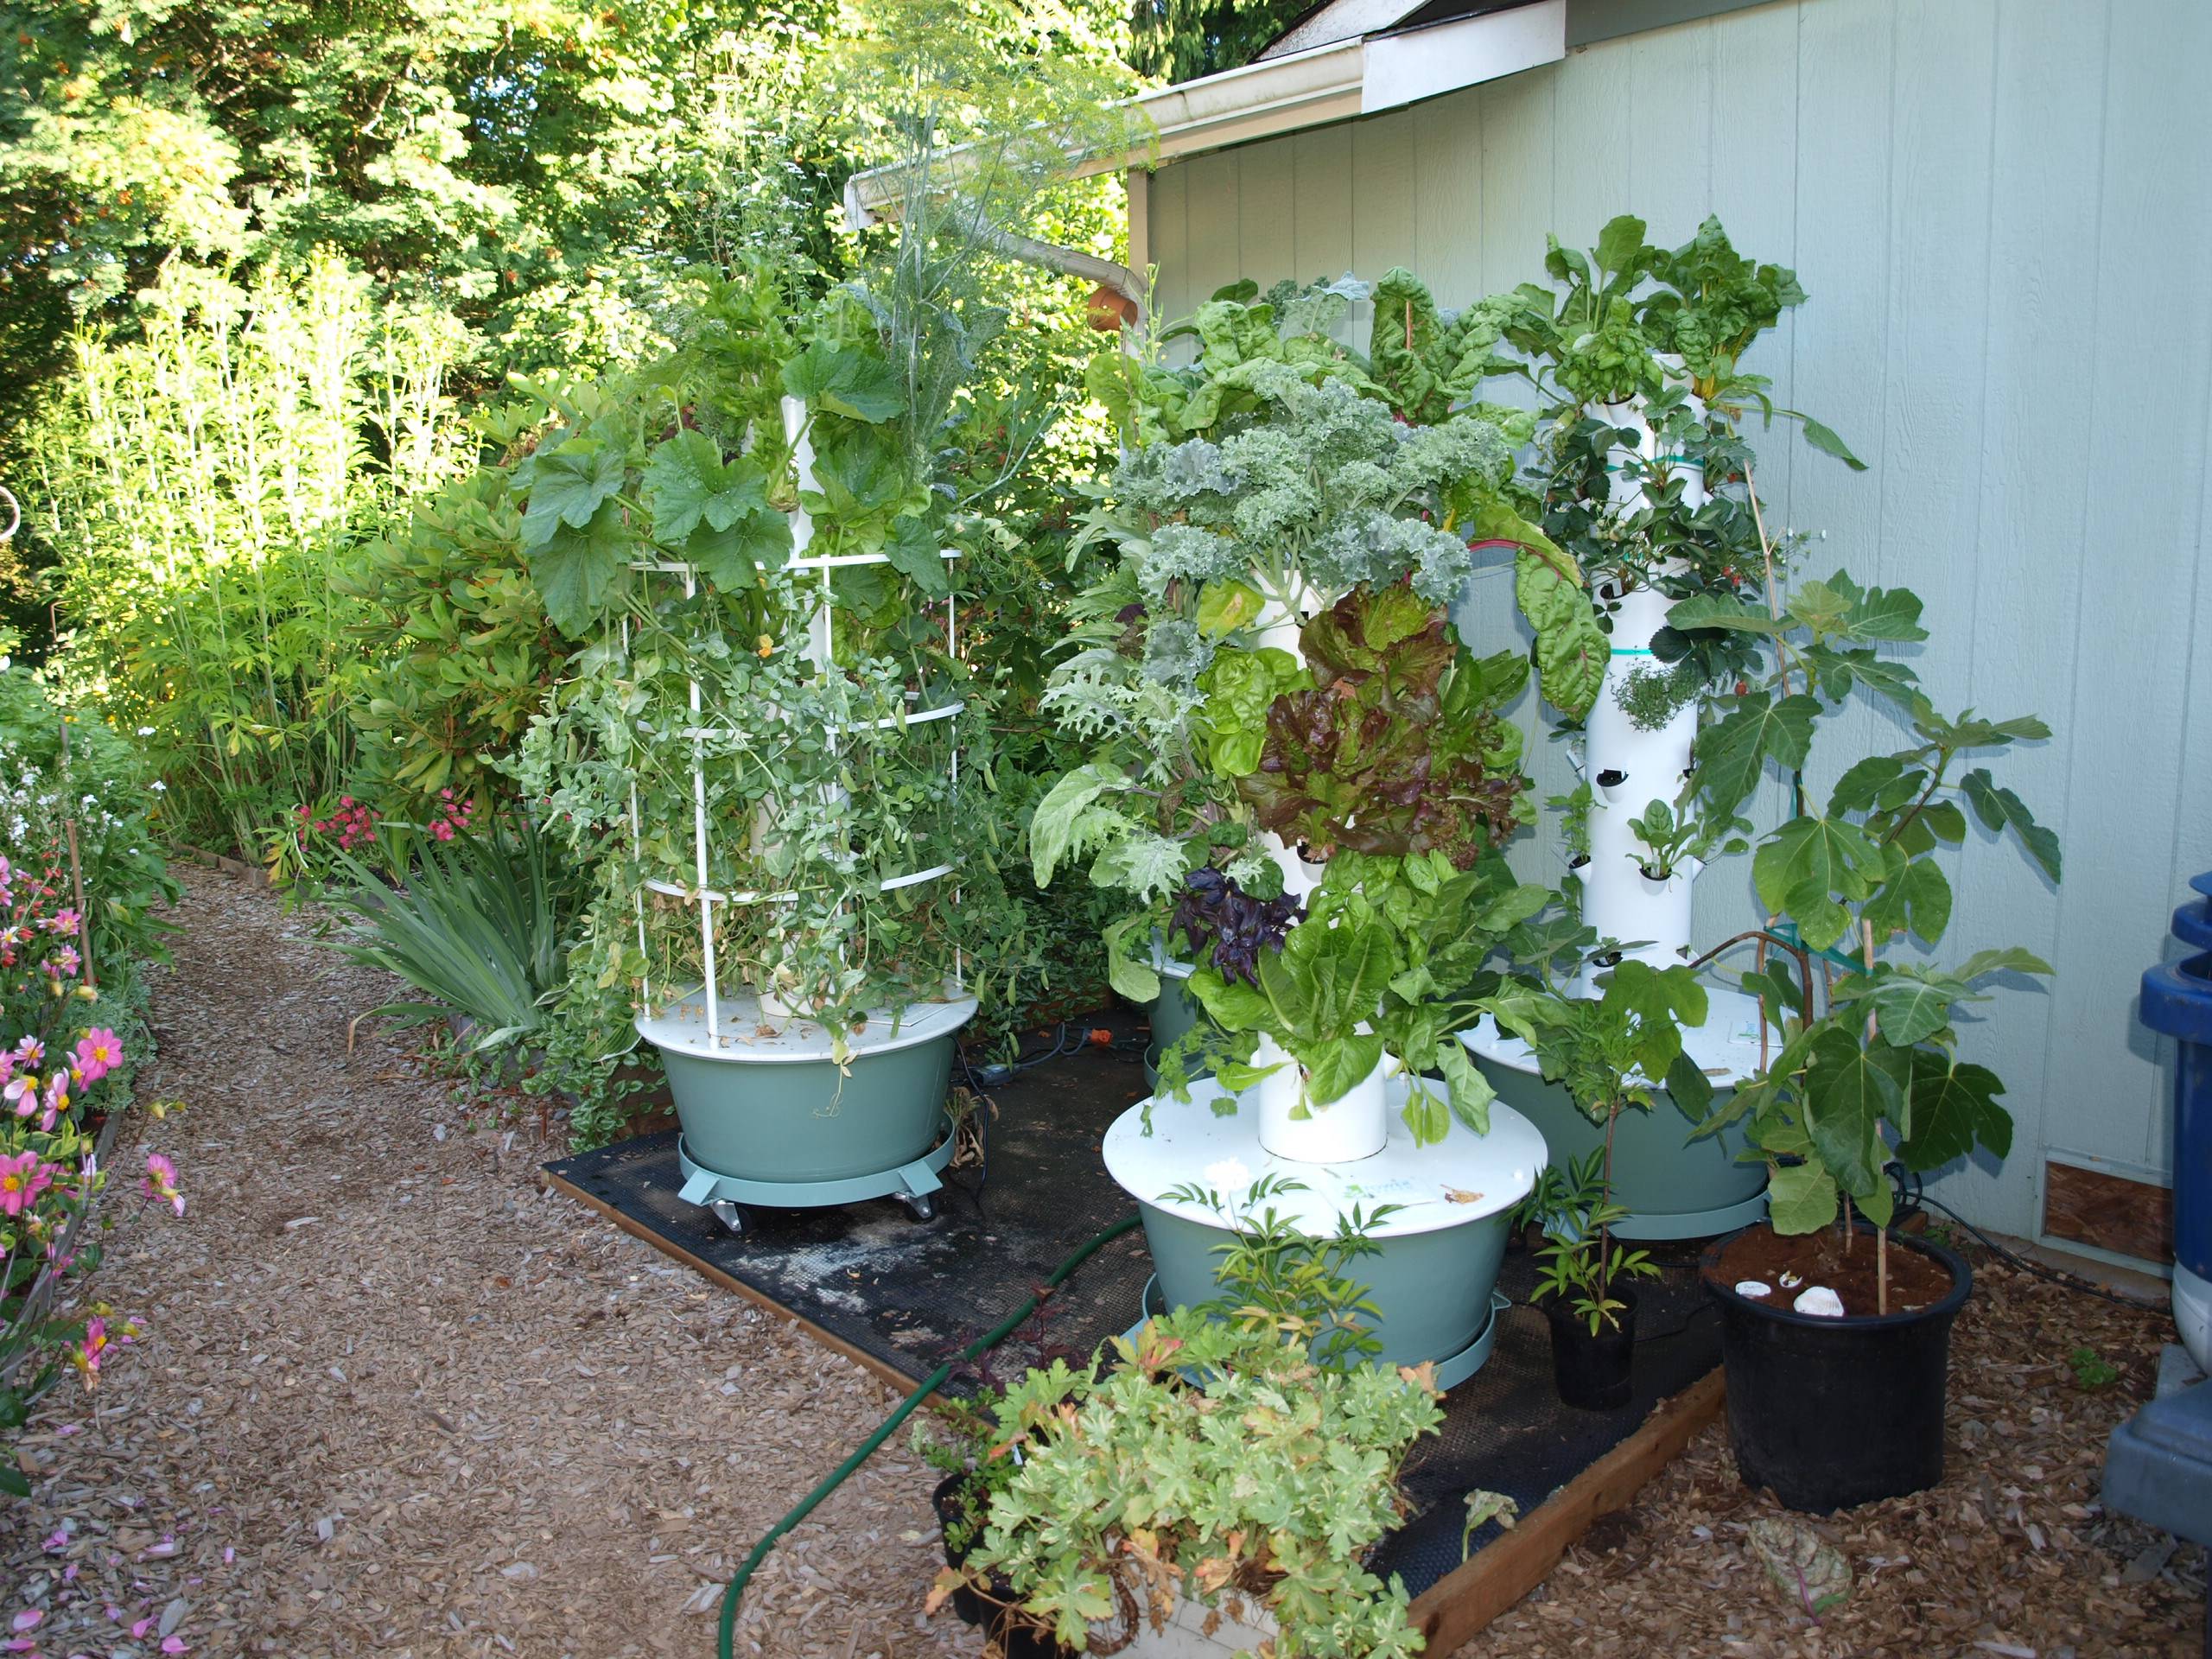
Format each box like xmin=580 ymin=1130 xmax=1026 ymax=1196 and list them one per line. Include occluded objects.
xmin=930 ymin=1475 xmax=1069 ymax=1659
xmin=1700 ymin=1227 xmax=1973 ymax=1514
xmin=1544 ymin=1287 xmax=1639 ymax=1410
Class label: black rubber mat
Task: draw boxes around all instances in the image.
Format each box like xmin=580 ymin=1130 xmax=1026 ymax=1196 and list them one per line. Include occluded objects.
xmin=544 ymin=1020 xmax=1723 ymax=1603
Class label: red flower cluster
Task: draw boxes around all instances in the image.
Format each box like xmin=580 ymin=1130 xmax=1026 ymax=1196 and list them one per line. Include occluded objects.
xmin=296 ymin=796 xmax=379 ymax=851
xmin=429 ymin=789 xmax=474 ymax=843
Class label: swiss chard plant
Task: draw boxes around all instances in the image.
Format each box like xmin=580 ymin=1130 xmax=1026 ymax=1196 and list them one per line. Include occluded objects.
xmin=1474 ymin=215 xmax=1866 ymax=715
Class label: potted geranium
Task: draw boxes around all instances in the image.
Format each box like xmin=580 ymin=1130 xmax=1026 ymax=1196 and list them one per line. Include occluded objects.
xmin=1032 ymin=278 xmax=1561 ymax=1375
xmin=931 ymin=1310 xmax=1441 ymax=1658
xmin=1665 ymin=571 xmax=2061 ymax=1511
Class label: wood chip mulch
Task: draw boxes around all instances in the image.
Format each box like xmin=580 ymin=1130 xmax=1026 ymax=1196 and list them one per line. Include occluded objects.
xmin=0 ymin=866 xmax=2202 ymax=1657
xmin=0 ymin=868 xmax=970 ymax=1658
xmin=1460 ymin=1253 xmax=2207 ymax=1657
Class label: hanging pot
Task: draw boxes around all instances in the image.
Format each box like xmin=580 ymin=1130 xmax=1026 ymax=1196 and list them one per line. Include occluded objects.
xmin=1701 ymin=1226 xmax=1972 ymax=1512
xmin=1543 ymin=1287 xmax=1640 ymax=1410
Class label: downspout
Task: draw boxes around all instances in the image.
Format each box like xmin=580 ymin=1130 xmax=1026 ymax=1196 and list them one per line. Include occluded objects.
xmin=982 ymin=227 xmax=1147 ymax=320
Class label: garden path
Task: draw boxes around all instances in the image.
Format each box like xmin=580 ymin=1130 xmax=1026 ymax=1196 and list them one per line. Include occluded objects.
xmin=0 ymin=867 xmax=972 ymax=1659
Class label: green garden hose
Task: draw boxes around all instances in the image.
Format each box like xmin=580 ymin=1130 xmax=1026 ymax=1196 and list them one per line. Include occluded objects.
xmin=715 ymin=1213 xmax=1141 ymax=1659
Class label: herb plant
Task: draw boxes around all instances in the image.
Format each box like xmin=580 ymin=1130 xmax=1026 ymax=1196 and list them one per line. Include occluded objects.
xmin=1519 ymin=1148 xmax=1659 ymax=1336
xmin=941 ymin=1311 xmax=1442 ymax=1658
xmin=1159 ymin=1172 xmax=1401 ymax=1371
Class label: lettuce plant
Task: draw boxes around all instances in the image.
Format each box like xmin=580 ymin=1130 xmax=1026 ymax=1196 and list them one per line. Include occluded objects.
xmin=1239 ymin=583 xmax=1530 ymax=866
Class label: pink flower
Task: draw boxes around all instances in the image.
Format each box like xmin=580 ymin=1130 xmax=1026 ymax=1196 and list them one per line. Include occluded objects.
xmin=50 ymin=947 xmax=78 ymax=979
xmin=72 ymin=1030 xmax=120 ymax=1084
xmin=46 ymin=910 xmax=78 ymax=935
xmin=142 ymin=1154 xmax=182 ymax=1217
xmin=73 ymin=1317 xmax=108 ymax=1387
xmin=0 ymin=1151 xmax=52 ymax=1217
xmin=11 ymin=1037 xmax=41 ymax=1070
xmin=3 ymin=1073 xmax=36 ymax=1117
xmin=38 ymin=1074 xmax=67 ymax=1129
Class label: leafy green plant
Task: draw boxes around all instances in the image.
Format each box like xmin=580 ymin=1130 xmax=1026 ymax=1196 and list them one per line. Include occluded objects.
xmin=2067 ymin=1345 xmax=2120 ymax=1390
xmin=1620 ymin=798 xmax=1751 ymax=880
xmin=942 ymin=1310 xmax=1442 ymax=1658
xmin=1033 ymin=284 xmax=1568 ymax=1147
xmin=1483 ymin=957 xmax=1716 ymax=1138
xmin=1478 ymin=216 xmax=1861 ymax=712
xmin=1520 ymin=1148 xmax=1660 ymax=1335
xmin=1159 ymin=1172 xmax=1400 ymax=1371
xmin=1240 ymin=583 xmax=1530 ymax=865
xmin=323 ymin=817 xmax=575 ymax=1054
xmin=1669 ymin=575 xmax=2061 ymax=1303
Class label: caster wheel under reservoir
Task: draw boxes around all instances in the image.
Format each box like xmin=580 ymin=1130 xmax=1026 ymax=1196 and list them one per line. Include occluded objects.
xmin=902 ymin=1192 xmax=938 ymax=1223
xmin=709 ymin=1198 xmax=750 ymax=1236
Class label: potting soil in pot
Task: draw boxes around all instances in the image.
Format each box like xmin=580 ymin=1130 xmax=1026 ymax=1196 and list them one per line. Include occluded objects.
xmin=1707 ymin=1224 xmax=1952 ymax=1316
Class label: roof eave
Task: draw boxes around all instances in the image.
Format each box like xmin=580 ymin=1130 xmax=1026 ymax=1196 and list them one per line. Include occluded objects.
xmin=843 ymin=0 xmax=1563 ymax=229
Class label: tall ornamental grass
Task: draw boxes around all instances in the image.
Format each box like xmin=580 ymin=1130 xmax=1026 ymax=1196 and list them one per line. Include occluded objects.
xmin=33 ymin=256 xmax=469 ymax=858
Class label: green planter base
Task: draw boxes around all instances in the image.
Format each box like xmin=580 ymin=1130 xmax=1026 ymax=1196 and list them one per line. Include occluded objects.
xmin=1463 ymin=994 xmax=1770 ymax=1241
xmin=639 ymin=986 xmax=974 ymax=1219
xmin=1134 ymin=1274 xmax=1510 ymax=1389
xmin=1102 ymin=1077 xmax=1546 ymax=1375
xmin=676 ymin=1127 xmax=953 ymax=1218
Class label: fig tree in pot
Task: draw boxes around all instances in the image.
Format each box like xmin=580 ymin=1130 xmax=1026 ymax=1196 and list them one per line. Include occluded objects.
xmin=1671 ymin=575 xmax=2063 ymax=1513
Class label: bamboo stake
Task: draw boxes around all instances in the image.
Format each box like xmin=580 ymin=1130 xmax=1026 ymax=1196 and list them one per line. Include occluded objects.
xmin=1863 ymin=917 xmax=1887 ymax=1314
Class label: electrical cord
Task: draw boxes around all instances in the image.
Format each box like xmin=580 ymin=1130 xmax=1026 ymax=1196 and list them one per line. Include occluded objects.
xmin=1892 ymin=1166 xmax=2165 ymax=1312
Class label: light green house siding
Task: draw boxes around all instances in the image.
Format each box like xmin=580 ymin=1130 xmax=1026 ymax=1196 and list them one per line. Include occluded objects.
xmin=1141 ymin=0 xmax=2212 ymax=1251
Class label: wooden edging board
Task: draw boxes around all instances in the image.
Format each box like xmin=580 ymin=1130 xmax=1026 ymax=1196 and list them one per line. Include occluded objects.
xmin=1408 ymin=1366 xmax=1727 ymax=1653
xmin=543 ymin=1165 xmax=1727 ymax=1650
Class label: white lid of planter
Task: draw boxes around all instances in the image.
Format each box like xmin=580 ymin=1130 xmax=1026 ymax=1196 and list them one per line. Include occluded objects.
xmin=1460 ymin=981 xmax=1774 ymax=1090
xmin=1103 ymin=1075 xmax=1544 ymax=1237
xmin=637 ymin=985 xmax=977 ymax=1063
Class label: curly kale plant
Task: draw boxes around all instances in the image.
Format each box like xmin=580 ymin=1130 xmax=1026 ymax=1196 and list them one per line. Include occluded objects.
xmin=1240 ymin=582 xmax=1531 ymax=866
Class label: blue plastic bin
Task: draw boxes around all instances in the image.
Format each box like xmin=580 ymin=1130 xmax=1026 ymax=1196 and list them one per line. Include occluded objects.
xmin=2141 ymin=872 xmax=2212 ymax=1372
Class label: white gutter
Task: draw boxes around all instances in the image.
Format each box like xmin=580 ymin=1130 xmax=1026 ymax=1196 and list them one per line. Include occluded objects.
xmin=843 ymin=0 xmax=1565 ymax=230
